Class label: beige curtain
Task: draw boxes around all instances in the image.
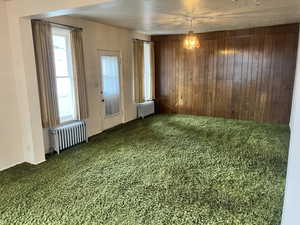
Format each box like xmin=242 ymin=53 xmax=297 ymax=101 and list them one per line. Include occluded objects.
xmin=71 ymin=30 xmax=89 ymax=120
xmin=133 ymin=39 xmax=145 ymax=103
xmin=150 ymin=42 xmax=156 ymax=100
xmin=32 ymin=20 xmax=60 ymax=128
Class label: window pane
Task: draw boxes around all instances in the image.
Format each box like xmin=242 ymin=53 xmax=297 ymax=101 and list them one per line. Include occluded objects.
xmin=52 ymin=27 xmax=77 ymax=123
xmin=144 ymin=43 xmax=151 ymax=101
xmin=56 ymin=77 xmax=76 ymax=122
xmin=101 ymin=56 xmax=120 ymax=116
xmin=53 ymin=35 xmax=69 ymax=77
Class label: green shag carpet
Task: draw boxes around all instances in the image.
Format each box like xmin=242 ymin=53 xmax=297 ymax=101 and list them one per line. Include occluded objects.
xmin=0 ymin=115 xmax=290 ymax=225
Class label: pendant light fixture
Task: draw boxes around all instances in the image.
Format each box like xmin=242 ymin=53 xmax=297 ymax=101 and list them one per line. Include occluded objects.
xmin=183 ymin=18 xmax=200 ymax=50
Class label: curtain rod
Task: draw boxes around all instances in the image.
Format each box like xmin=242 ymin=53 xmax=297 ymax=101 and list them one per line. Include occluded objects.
xmin=133 ymin=38 xmax=152 ymax=43
xmin=33 ymin=19 xmax=83 ymax=31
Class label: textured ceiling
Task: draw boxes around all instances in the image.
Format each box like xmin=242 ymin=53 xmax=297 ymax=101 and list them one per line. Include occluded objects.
xmin=69 ymin=0 xmax=300 ymax=34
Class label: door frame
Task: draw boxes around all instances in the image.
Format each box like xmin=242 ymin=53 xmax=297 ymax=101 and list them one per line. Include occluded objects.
xmin=97 ymin=49 xmax=125 ymax=131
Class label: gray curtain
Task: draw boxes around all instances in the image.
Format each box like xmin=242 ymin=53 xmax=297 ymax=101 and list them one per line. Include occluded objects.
xmin=70 ymin=29 xmax=89 ymax=120
xmin=133 ymin=39 xmax=145 ymax=103
xmin=32 ymin=20 xmax=59 ymax=128
xmin=150 ymin=42 xmax=156 ymax=100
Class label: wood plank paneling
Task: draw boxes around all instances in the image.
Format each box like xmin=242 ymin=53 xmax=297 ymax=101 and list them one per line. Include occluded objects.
xmin=152 ymin=24 xmax=299 ymax=124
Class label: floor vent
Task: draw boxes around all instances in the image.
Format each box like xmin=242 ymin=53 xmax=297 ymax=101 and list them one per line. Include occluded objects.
xmin=49 ymin=121 xmax=88 ymax=154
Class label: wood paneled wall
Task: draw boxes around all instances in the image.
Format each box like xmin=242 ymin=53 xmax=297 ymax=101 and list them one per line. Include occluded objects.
xmin=152 ymin=24 xmax=299 ymax=124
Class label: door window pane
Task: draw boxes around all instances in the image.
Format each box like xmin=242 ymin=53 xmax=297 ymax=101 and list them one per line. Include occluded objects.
xmin=101 ymin=56 xmax=120 ymax=116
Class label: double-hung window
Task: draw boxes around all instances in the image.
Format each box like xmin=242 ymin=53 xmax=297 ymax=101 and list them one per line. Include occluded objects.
xmin=52 ymin=27 xmax=77 ymax=123
xmin=143 ymin=42 xmax=152 ymax=101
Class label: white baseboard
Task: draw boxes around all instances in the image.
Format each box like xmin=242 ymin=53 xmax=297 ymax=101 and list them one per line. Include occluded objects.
xmin=0 ymin=161 xmax=23 ymax=172
xmin=27 ymin=158 xmax=46 ymax=166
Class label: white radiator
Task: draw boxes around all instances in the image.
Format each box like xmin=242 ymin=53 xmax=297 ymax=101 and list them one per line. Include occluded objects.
xmin=49 ymin=121 xmax=88 ymax=154
xmin=137 ymin=101 xmax=155 ymax=119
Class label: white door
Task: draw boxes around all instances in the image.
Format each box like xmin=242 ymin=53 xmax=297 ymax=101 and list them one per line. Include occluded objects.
xmin=98 ymin=50 xmax=123 ymax=130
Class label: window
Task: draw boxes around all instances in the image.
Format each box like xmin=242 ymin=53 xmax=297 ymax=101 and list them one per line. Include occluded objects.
xmin=144 ymin=42 xmax=152 ymax=101
xmin=52 ymin=27 xmax=77 ymax=123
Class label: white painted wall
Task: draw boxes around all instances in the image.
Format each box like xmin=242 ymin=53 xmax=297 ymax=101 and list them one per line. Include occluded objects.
xmin=0 ymin=1 xmax=23 ymax=171
xmin=49 ymin=16 xmax=137 ymax=136
xmin=281 ymin=28 xmax=300 ymax=225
